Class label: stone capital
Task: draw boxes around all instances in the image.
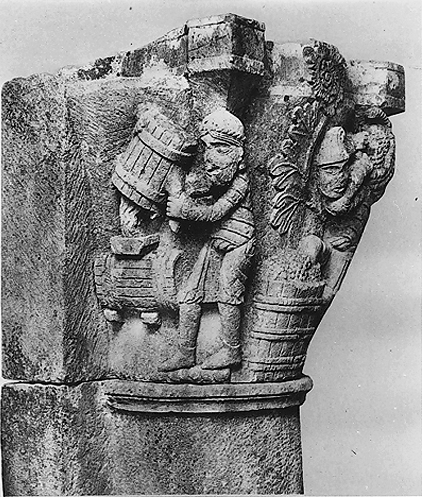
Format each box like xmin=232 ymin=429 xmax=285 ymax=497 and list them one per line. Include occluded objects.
xmin=1 ymin=12 xmax=405 ymax=496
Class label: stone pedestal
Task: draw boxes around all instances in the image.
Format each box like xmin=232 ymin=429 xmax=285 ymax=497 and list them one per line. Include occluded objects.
xmin=2 ymin=378 xmax=311 ymax=495
xmin=2 ymin=13 xmax=404 ymax=496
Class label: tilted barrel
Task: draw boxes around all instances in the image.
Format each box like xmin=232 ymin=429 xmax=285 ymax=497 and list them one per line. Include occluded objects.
xmin=112 ymin=105 xmax=196 ymax=214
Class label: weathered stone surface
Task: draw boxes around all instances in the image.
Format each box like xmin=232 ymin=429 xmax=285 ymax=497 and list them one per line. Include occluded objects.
xmin=109 ymin=406 xmax=304 ymax=495
xmin=186 ymin=14 xmax=266 ymax=74
xmin=2 ymin=384 xmax=66 ymax=496
xmin=2 ymin=382 xmax=113 ymax=495
xmin=105 ymin=376 xmax=313 ymax=413
xmin=348 ymin=60 xmax=405 ymax=115
xmin=2 ymin=74 xmax=67 ymax=381
xmin=2 ymin=11 xmax=405 ymax=496
xmin=2 ymin=379 xmax=309 ymax=495
xmin=268 ymin=43 xmax=405 ymax=116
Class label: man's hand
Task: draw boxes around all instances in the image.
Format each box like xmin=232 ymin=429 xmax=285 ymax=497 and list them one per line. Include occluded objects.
xmin=352 ymin=131 xmax=369 ymax=151
xmin=298 ymin=235 xmax=325 ymax=265
xmin=325 ymin=196 xmax=352 ymax=215
xmin=329 ymin=235 xmax=353 ymax=251
xmin=166 ymin=193 xmax=185 ymax=219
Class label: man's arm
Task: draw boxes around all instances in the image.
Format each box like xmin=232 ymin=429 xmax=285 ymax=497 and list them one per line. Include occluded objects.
xmin=167 ymin=172 xmax=249 ymax=222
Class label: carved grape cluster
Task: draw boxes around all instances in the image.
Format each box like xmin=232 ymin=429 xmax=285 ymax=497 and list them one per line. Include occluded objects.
xmin=274 ymin=248 xmax=322 ymax=284
xmin=359 ymin=107 xmax=395 ymax=203
xmin=303 ymin=40 xmax=348 ymax=116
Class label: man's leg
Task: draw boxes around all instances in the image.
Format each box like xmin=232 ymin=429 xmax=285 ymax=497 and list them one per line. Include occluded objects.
xmin=160 ymin=243 xmax=211 ymax=372
xmin=201 ymin=302 xmax=242 ymax=369
xmin=202 ymin=239 xmax=255 ymax=370
xmin=160 ymin=303 xmax=201 ymax=371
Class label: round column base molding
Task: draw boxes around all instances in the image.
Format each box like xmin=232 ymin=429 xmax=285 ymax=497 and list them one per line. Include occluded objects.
xmin=104 ymin=375 xmax=313 ymax=414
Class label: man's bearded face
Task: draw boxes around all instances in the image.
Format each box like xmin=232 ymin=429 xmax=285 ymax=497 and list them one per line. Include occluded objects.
xmin=201 ymin=134 xmax=243 ymax=186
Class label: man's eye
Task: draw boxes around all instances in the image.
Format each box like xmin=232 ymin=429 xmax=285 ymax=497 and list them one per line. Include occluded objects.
xmin=215 ymin=146 xmax=230 ymax=154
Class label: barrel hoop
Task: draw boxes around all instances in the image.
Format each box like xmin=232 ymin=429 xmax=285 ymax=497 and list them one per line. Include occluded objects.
xmin=253 ymin=300 xmax=324 ymax=313
xmin=112 ymin=170 xmax=167 ymax=205
xmin=251 ymin=331 xmax=314 ymax=341
xmin=250 ymin=364 xmax=305 ymax=372
xmin=254 ymin=297 xmax=325 ymax=307
xmin=255 ymin=282 xmax=325 ymax=295
xmin=115 ymin=281 xmax=153 ymax=289
xmin=248 ymin=354 xmax=306 ymax=365
xmin=139 ymin=129 xmax=194 ymax=165
xmin=253 ymin=326 xmax=315 ymax=334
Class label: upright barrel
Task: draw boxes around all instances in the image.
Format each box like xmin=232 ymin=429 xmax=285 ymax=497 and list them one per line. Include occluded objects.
xmin=248 ymin=257 xmax=326 ymax=382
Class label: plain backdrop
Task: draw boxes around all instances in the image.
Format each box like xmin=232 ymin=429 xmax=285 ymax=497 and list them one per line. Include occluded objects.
xmin=1 ymin=0 xmax=421 ymax=495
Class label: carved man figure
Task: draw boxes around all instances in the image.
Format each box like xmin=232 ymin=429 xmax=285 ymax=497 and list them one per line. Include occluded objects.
xmin=161 ymin=109 xmax=255 ymax=371
xmin=314 ymin=127 xmax=372 ymax=216
xmin=313 ymin=122 xmax=393 ymax=253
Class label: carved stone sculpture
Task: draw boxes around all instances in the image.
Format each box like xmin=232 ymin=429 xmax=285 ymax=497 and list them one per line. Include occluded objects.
xmin=2 ymin=13 xmax=405 ymax=496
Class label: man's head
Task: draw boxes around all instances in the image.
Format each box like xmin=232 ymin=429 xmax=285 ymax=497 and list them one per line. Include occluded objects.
xmin=315 ymin=126 xmax=351 ymax=200
xmin=198 ymin=109 xmax=245 ymax=186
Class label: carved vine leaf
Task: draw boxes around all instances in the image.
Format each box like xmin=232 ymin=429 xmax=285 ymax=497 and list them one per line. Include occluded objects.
xmin=269 ymin=158 xmax=304 ymax=235
xmin=268 ymin=40 xmax=348 ymax=237
xmin=269 ymin=101 xmax=321 ymax=236
xmin=289 ymin=102 xmax=320 ymax=139
xmin=302 ymin=40 xmax=348 ymax=116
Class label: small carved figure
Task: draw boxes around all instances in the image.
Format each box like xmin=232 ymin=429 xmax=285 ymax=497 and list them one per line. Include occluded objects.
xmin=313 ymin=120 xmax=394 ymax=252
xmin=315 ymin=127 xmax=372 ymax=216
xmin=161 ymin=109 xmax=255 ymax=372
